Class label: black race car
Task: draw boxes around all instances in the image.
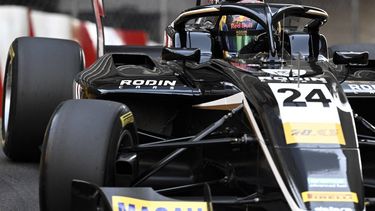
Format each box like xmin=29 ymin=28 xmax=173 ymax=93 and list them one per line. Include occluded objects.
xmin=2 ymin=0 xmax=375 ymax=210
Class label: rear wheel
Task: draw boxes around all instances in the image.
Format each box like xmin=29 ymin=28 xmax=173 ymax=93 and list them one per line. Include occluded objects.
xmin=2 ymin=37 xmax=83 ymax=161
xmin=40 ymin=99 xmax=137 ymax=211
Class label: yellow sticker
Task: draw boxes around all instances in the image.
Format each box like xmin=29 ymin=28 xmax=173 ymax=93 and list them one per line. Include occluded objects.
xmin=112 ymin=196 xmax=208 ymax=211
xmin=120 ymin=112 xmax=134 ymax=127
xmin=283 ymin=122 xmax=345 ymax=145
xmin=301 ymin=191 xmax=358 ymax=203
xmin=9 ymin=45 xmax=15 ymax=63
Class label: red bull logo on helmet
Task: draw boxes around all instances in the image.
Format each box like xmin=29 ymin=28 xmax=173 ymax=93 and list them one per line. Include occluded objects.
xmin=230 ymin=15 xmax=254 ymax=29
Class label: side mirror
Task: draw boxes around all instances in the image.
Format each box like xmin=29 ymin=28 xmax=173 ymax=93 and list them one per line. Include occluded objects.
xmin=162 ymin=47 xmax=201 ymax=63
xmin=333 ymin=51 xmax=369 ymax=66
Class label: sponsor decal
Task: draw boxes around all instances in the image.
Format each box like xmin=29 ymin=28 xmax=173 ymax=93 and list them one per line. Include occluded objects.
xmin=120 ymin=112 xmax=134 ymax=127
xmin=9 ymin=45 xmax=15 ymax=63
xmin=261 ymin=68 xmax=307 ymax=77
xmin=268 ymin=83 xmax=345 ymax=145
xmin=283 ymin=122 xmax=345 ymax=145
xmin=314 ymin=207 xmax=353 ymax=211
xmin=259 ymin=76 xmax=327 ymax=83
xmin=307 ymin=178 xmax=348 ymax=188
xmin=230 ymin=15 xmax=254 ymax=30
xmin=112 ymin=196 xmax=207 ymax=211
xmin=301 ymin=191 xmax=358 ymax=203
xmin=342 ymin=81 xmax=375 ymax=94
xmin=347 ymin=84 xmax=375 ymax=91
xmin=119 ymin=80 xmax=177 ymax=89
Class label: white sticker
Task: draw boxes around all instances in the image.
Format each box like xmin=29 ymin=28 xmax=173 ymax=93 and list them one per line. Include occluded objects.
xmin=308 ymin=178 xmax=348 ymax=188
xmin=314 ymin=207 xmax=353 ymax=211
xmin=269 ymin=83 xmax=345 ymax=145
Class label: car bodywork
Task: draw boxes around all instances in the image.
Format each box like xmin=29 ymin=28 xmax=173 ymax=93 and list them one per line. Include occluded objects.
xmin=54 ymin=1 xmax=375 ymax=211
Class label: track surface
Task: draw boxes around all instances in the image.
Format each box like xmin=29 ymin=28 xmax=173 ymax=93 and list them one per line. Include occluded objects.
xmin=0 ymin=149 xmax=39 ymax=211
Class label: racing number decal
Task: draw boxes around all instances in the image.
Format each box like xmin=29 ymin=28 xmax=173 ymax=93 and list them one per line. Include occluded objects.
xmin=278 ymin=88 xmax=306 ymax=107
xmin=268 ymin=83 xmax=346 ymax=145
xmin=277 ymin=88 xmax=331 ymax=107
xmin=305 ymin=89 xmax=331 ymax=107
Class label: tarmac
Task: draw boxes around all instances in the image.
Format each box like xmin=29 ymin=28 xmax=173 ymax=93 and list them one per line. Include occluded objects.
xmin=0 ymin=149 xmax=39 ymax=211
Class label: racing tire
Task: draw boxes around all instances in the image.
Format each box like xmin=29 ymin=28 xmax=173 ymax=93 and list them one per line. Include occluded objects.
xmin=40 ymin=99 xmax=137 ymax=211
xmin=2 ymin=37 xmax=84 ymax=161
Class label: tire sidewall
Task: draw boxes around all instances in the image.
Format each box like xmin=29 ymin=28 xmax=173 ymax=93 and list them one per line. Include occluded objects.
xmin=2 ymin=41 xmax=20 ymax=158
xmin=40 ymin=100 xmax=136 ymax=211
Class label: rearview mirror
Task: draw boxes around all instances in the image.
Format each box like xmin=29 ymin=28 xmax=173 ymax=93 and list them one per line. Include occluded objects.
xmin=162 ymin=48 xmax=201 ymax=63
xmin=333 ymin=51 xmax=369 ymax=66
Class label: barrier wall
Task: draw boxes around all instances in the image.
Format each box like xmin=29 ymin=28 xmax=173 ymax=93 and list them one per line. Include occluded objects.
xmin=0 ymin=6 xmax=148 ymax=117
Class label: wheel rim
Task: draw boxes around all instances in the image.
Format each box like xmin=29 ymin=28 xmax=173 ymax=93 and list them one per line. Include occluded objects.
xmin=114 ymin=129 xmax=136 ymax=186
xmin=117 ymin=130 xmax=134 ymax=158
xmin=3 ymin=66 xmax=12 ymax=140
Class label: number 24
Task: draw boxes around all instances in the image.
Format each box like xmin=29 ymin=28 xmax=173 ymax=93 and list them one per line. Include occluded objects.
xmin=277 ymin=88 xmax=331 ymax=107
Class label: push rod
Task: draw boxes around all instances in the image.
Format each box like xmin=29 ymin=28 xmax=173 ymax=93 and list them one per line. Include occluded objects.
xmin=132 ymin=104 xmax=244 ymax=186
xmin=131 ymin=136 xmax=254 ymax=152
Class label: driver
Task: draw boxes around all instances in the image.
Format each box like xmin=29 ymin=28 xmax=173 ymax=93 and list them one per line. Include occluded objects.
xmin=218 ymin=0 xmax=264 ymax=58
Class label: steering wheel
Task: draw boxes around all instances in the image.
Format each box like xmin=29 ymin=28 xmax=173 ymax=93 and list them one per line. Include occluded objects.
xmin=239 ymin=31 xmax=283 ymax=55
xmin=239 ymin=32 xmax=269 ymax=54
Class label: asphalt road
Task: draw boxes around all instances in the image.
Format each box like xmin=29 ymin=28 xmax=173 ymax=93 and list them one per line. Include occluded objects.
xmin=0 ymin=149 xmax=39 ymax=211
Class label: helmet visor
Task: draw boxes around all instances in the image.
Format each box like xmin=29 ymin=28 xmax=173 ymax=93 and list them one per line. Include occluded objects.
xmin=220 ymin=15 xmax=260 ymax=56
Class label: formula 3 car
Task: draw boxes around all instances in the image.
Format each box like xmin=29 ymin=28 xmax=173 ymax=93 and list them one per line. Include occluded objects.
xmin=3 ymin=0 xmax=375 ymax=210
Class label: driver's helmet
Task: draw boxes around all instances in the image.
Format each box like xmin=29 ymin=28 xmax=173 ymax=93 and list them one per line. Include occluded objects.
xmin=219 ymin=0 xmax=264 ymax=58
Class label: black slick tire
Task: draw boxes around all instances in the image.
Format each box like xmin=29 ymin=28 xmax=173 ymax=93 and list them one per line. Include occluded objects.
xmin=2 ymin=37 xmax=83 ymax=161
xmin=40 ymin=99 xmax=137 ymax=211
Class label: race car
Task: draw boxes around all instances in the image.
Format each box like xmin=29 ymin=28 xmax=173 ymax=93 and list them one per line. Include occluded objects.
xmin=2 ymin=0 xmax=375 ymax=210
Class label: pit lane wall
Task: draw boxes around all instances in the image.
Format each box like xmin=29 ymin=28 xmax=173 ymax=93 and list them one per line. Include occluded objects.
xmin=0 ymin=6 xmax=149 ymax=117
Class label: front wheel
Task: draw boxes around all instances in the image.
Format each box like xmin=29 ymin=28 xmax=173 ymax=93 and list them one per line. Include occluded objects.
xmin=39 ymin=99 xmax=137 ymax=211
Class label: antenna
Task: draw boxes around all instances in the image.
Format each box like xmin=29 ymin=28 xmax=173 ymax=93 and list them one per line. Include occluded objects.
xmin=297 ymin=52 xmax=302 ymax=88
xmin=281 ymin=13 xmax=285 ymax=67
